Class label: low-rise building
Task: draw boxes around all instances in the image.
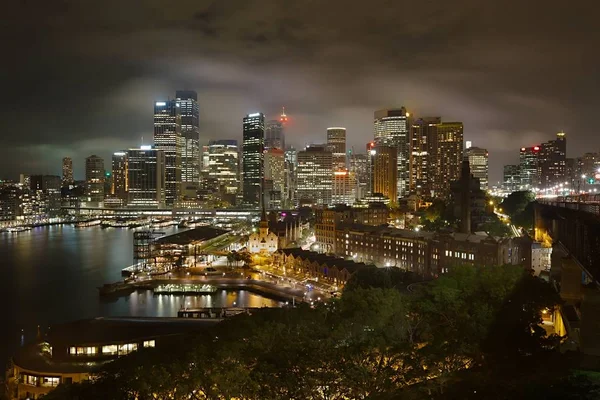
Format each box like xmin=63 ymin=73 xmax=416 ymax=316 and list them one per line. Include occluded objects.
xmin=274 ymin=248 xmax=371 ymax=286
xmin=7 ymin=318 xmax=218 ymax=400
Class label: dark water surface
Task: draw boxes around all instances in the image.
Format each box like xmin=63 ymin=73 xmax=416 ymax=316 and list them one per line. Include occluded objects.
xmin=0 ymin=225 xmax=279 ymax=367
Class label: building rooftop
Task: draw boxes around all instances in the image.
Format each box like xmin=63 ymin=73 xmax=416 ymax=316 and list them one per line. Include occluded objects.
xmin=279 ymin=248 xmax=372 ymax=273
xmin=154 ymin=226 xmax=229 ymax=245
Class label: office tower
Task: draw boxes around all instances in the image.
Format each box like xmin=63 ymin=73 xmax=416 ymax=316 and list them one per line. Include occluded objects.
xmin=332 ymin=169 xmax=356 ymax=205
xmin=111 ymin=151 xmax=128 ymax=202
xmin=29 ymin=175 xmax=62 ymax=217
xmin=372 ymin=145 xmax=398 ymax=205
xmin=154 ymin=100 xmax=182 ymax=207
xmin=127 ymin=147 xmax=166 ymax=208
xmin=349 ymin=152 xmax=370 ymax=200
xmin=581 ymin=152 xmax=598 ymax=176
xmin=62 ymin=157 xmax=73 ymax=187
xmin=409 ymin=117 xmax=440 ymax=196
xmin=206 ymin=140 xmax=239 ymax=195
xmin=519 ymin=146 xmax=540 ymax=189
xmin=434 ymin=122 xmax=464 ymax=196
xmin=265 ymin=120 xmax=285 ymax=150
xmin=242 ymin=112 xmax=265 ymax=207
xmin=296 ymin=145 xmax=333 ymax=206
xmin=175 ymin=90 xmax=200 ymax=185
xmin=503 ymin=165 xmax=521 ymax=193
xmin=85 ymin=155 xmax=105 ymax=204
xmin=264 ymin=148 xmax=285 ymax=209
xmin=538 ymin=132 xmax=566 ymax=189
xmin=458 ymin=159 xmax=472 ymax=234
xmin=465 ymin=146 xmax=489 ymax=191
xmin=284 ymin=148 xmax=297 ymax=208
xmin=327 ymin=127 xmax=347 ymax=169
xmin=374 ymin=108 xmax=410 ymax=197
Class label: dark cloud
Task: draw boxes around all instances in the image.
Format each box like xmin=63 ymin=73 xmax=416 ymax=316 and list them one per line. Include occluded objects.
xmin=1 ymin=0 xmax=599 ymax=183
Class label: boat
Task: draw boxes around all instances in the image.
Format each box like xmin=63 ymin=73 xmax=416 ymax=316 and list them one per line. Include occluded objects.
xmin=5 ymin=226 xmax=31 ymax=233
xmin=153 ymin=283 xmax=217 ymax=295
xmin=75 ymin=219 xmax=102 ymax=228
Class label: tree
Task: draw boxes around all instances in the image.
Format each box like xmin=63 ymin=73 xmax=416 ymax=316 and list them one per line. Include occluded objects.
xmin=479 ymin=216 xmax=512 ymax=237
xmin=344 ymin=266 xmax=416 ymax=292
xmin=501 ymin=191 xmax=535 ymax=218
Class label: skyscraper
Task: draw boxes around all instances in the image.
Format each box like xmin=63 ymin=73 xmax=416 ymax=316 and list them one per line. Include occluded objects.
xmin=62 ymin=157 xmax=73 ymax=187
xmin=207 ymin=140 xmax=240 ymax=195
xmin=538 ymin=132 xmax=566 ymax=189
xmin=127 ymin=147 xmax=166 ymax=208
xmin=265 ymin=120 xmax=285 ymax=150
xmin=85 ymin=155 xmax=105 ymax=204
xmin=349 ymin=151 xmax=370 ymax=200
xmin=175 ymin=90 xmax=200 ymax=185
xmin=434 ymin=122 xmax=464 ymax=196
xmin=332 ymin=169 xmax=356 ymax=205
xmin=297 ymin=145 xmax=333 ymax=206
xmin=327 ymin=127 xmax=346 ymax=169
xmin=111 ymin=151 xmax=128 ymax=202
xmin=242 ymin=113 xmax=265 ymax=207
xmin=372 ymin=145 xmax=398 ymax=205
xmin=284 ymin=148 xmax=297 ymax=208
xmin=409 ymin=117 xmax=440 ymax=196
xmin=519 ymin=146 xmax=540 ymax=189
xmin=503 ymin=165 xmax=521 ymax=193
xmin=264 ymin=148 xmax=285 ymax=209
xmin=154 ymin=100 xmax=182 ymax=207
xmin=465 ymin=146 xmax=489 ymax=191
xmin=374 ymin=108 xmax=410 ymax=197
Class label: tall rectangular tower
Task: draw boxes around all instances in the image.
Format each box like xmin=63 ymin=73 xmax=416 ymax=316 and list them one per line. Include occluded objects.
xmin=153 ymin=100 xmax=182 ymax=207
xmin=62 ymin=157 xmax=73 ymax=187
xmin=374 ymin=108 xmax=410 ymax=197
xmin=175 ymin=90 xmax=200 ymax=184
xmin=242 ymin=113 xmax=265 ymax=207
xmin=372 ymin=145 xmax=398 ymax=205
xmin=435 ymin=122 xmax=464 ymax=197
xmin=296 ymin=145 xmax=333 ymax=206
xmin=327 ymin=127 xmax=347 ymax=169
xmin=127 ymin=147 xmax=166 ymax=208
xmin=85 ymin=155 xmax=105 ymax=204
xmin=111 ymin=151 xmax=129 ymax=202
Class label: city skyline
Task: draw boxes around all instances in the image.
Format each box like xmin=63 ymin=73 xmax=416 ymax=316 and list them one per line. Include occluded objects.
xmin=3 ymin=1 xmax=599 ymax=184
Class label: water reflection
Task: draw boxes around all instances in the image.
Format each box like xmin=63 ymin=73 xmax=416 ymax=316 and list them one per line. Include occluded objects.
xmin=0 ymin=226 xmax=280 ymax=365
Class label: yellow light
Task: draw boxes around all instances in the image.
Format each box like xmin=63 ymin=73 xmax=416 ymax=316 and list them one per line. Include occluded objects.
xmin=489 ymin=201 xmax=494 ymax=206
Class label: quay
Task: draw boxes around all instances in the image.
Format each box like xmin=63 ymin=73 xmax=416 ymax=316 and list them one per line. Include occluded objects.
xmin=178 ymin=307 xmax=268 ymax=319
xmin=153 ymin=283 xmax=217 ymax=294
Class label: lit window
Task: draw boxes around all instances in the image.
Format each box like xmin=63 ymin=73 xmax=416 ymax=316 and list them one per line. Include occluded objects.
xmin=143 ymin=340 xmax=155 ymax=348
xmin=102 ymin=345 xmax=118 ymax=355
xmin=118 ymin=343 xmax=138 ymax=355
xmin=42 ymin=377 xmax=60 ymax=387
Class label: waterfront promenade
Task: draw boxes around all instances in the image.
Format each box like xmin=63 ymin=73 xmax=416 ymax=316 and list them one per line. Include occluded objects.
xmin=100 ymin=268 xmax=329 ymax=304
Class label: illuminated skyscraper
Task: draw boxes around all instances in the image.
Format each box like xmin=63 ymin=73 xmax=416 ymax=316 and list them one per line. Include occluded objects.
xmin=175 ymin=90 xmax=200 ymax=185
xmin=332 ymin=169 xmax=356 ymax=205
xmin=242 ymin=113 xmax=265 ymax=207
xmin=265 ymin=121 xmax=285 ymax=150
xmin=85 ymin=155 xmax=105 ymax=204
xmin=503 ymin=164 xmax=521 ymax=193
xmin=465 ymin=146 xmax=489 ymax=191
xmin=284 ymin=148 xmax=297 ymax=207
xmin=327 ymin=127 xmax=347 ymax=169
xmin=62 ymin=157 xmax=73 ymax=187
xmin=111 ymin=151 xmax=128 ymax=202
xmin=349 ymin=151 xmax=369 ymax=200
xmin=154 ymin=100 xmax=182 ymax=207
xmin=127 ymin=147 xmax=166 ymax=208
xmin=297 ymin=145 xmax=333 ymax=206
xmin=434 ymin=122 xmax=464 ymax=196
xmin=409 ymin=117 xmax=440 ymax=196
xmin=264 ymin=148 xmax=285 ymax=209
xmin=207 ymin=140 xmax=239 ymax=194
xmin=372 ymin=145 xmax=398 ymax=205
xmin=519 ymin=145 xmax=541 ymax=189
xmin=538 ymin=132 xmax=567 ymax=189
xmin=374 ymin=108 xmax=410 ymax=197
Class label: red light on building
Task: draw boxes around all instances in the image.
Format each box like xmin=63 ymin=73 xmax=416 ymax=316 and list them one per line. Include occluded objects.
xmin=280 ymin=106 xmax=288 ymax=124
xmin=533 ymin=146 xmax=540 ymax=151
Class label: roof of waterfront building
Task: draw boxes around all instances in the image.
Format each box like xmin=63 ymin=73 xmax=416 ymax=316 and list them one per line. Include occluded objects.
xmin=337 ymin=224 xmax=511 ymax=243
xmin=13 ymin=317 xmax=220 ymax=373
xmin=154 ymin=226 xmax=229 ymax=245
xmin=278 ymin=248 xmax=373 ymax=273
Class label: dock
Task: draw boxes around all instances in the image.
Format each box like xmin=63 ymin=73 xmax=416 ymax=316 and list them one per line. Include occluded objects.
xmin=153 ymin=283 xmax=217 ymax=295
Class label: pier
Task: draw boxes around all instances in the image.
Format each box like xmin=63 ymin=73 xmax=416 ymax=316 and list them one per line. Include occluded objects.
xmin=153 ymin=283 xmax=217 ymax=294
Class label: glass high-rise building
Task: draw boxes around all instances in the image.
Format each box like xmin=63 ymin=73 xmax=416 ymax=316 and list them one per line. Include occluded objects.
xmin=465 ymin=146 xmax=489 ymax=191
xmin=435 ymin=122 xmax=464 ymax=196
xmin=374 ymin=108 xmax=410 ymax=197
xmin=538 ymin=132 xmax=566 ymax=189
xmin=503 ymin=164 xmax=521 ymax=193
xmin=175 ymin=90 xmax=200 ymax=185
xmin=297 ymin=145 xmax=333 ymax=206
xmin=111 ymin=152 xmax=128 ymax=202
xmin=372 ymin=145 xmax=398 ymax=205
xmin=519 ymin=145 xmax=540 ymax=189
xmin=327 ymin=127 xmax=347 ymax=169
xmin=154 ymin=100 xmax=182 ymax=207
xmin=242 ymin=113 xmax=265 ymax=207
xmin=127 ymin=147 xmax=166 ymax=208
xmin=85 ymin=155 xmax=105 ymax=204
xmin=284 ymin=148 xmax=297 ymax=208
xmin=207 ymin=139 xmax=239 ymax=194
xmin=265 ymin=120 xmax=285 ymax=150
xmin=62 ymin=157 xmax=73 ymax=187
xmin=409 ymin=117 xmax=440 ymax=196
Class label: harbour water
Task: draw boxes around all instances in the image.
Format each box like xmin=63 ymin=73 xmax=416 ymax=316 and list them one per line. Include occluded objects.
xmin=0 ymin=225 xmax=280 ymax=367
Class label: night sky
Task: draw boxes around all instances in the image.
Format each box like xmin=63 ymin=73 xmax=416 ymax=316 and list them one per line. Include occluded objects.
xmin=2 ymin=0 xmax=599 ymax=183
